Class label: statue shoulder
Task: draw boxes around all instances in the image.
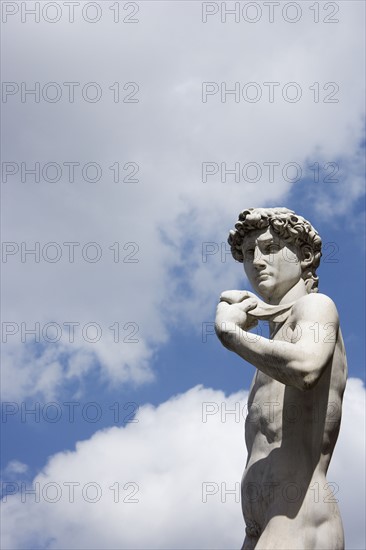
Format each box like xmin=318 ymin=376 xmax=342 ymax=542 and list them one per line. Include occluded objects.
xmin=290 ymin=293 xmax=340 ymax=326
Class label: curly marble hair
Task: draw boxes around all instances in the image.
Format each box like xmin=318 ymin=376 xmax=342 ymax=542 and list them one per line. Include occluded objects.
xmin=228 ymin=207 xmax=322 ymax=293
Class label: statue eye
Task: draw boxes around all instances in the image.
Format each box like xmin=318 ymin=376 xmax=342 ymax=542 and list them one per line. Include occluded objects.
xmin=267 ymin=244 xmax=280 ymax=253
xmin=244 ymin=249 xmax=255 ymax=260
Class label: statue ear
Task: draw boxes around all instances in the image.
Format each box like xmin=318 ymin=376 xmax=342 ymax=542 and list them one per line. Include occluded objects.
xmin=300 ymin=245 xmax=314 ymax=268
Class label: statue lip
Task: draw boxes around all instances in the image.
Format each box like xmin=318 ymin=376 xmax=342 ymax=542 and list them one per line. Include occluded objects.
xmin=256 ymin=272 xmax=270 ymax=281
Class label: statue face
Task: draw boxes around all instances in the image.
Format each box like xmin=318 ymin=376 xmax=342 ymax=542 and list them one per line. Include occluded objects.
xmin=241 ymin=227 xmax=302 ymax=302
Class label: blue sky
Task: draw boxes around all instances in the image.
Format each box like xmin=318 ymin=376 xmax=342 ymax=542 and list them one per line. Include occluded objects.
xmin=1 ymin=1 xmax=365 ymax=549
xmin=3 ymin=176 xmax=365 ymax=476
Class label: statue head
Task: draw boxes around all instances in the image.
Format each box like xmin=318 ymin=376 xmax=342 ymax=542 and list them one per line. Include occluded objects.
xmin=228 ymin=207 xmax=322 ymax=294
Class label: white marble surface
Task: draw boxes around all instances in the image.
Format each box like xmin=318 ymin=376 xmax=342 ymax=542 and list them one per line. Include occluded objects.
xmin=216 ymin=208 xmax=347 ymax=549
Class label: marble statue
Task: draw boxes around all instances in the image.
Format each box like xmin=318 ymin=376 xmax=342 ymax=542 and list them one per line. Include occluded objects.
xmin=215 ymin=207 xmax=347 ymax=550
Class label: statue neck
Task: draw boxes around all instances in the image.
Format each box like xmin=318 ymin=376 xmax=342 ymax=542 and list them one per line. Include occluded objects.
xmin=266 ymin=279 xmax=307 ymax=337
xmin=267 ymin=278 xmax=307 ymax=306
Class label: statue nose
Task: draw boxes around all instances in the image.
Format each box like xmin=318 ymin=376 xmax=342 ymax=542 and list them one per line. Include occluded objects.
xmin=252 ymin=251 xmax=266 ymax=267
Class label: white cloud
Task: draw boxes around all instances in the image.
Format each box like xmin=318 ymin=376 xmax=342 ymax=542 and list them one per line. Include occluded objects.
xmin=2 ymin=460 xmax=29 ymax=477
xmin=1 ymin=379 xmax=365 ymax=549
xmin=1 ymin=1 xmax=365 ymax=398
xmin=328 ymin=377 xmax=366 ymax=550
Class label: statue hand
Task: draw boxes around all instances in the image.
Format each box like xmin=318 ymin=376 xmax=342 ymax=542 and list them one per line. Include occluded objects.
xmin=219 ymin=290 xmax=258 ymax=306
xmin=215 ymin=291 xmax=258 ymax=340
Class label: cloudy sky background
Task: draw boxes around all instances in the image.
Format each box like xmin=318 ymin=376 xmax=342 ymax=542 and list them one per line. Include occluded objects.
xmin=1 ymin=1 xmax=365 ymax=548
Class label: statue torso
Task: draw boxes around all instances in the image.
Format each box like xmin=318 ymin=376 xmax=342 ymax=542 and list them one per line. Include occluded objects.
xmin=242 ymin=311 xmax=347 ymax=545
